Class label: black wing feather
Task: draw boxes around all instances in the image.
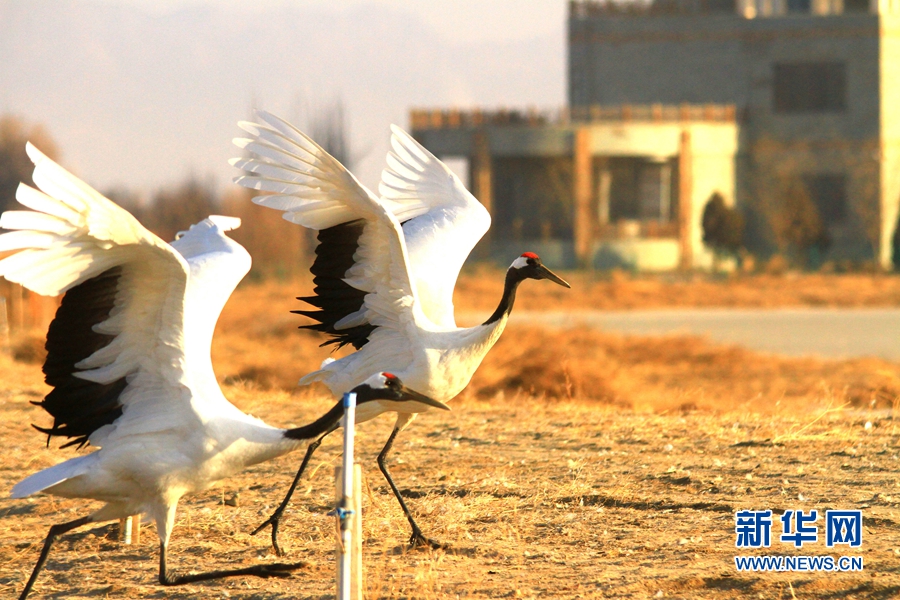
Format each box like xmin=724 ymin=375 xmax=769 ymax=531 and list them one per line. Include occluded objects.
xmin=297 ymin=220 xmax=376 ymax=350
xmin=35 ymin=267 xmax=127 ymax=449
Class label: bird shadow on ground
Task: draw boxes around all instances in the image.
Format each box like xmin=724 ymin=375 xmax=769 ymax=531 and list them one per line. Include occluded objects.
xmin=699 ymin=576 xmax=758 ymax=592
xmin=0 ymin=503 xmax=37 ymax=517
xmin=382 ymin=542 xmax=478 ymax=557
xmin=810 ymin=584 xmax=900 ymax=600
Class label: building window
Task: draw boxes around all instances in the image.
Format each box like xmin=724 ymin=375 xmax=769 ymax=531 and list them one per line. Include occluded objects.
xmin=804 ymin=174 xmax=847 ymax=225
xmin=637 ymin=162 xmax=673 ymax=222
xmin=773 ymin=62 xmax=846 ymax=114
xmin=843 ymin=0 xmax=869 ymax=11
xmin=786 ymin=0 xmax=812 ymax=12
xmin=606 ymin=157 xmax=676 ymax=224
xmin=492 ymin=157 xmax=574 ymax=241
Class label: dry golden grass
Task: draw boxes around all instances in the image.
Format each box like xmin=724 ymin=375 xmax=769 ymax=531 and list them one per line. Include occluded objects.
xmin=205 ymin=276 xmax=900 ymax=415
xmin=455 ymin=266 xmax=900 ymax=312
xmin=201 ymin=266 xmax=900 ymax=325
xmin=2 ymin=273 xmax=900 ymax=598
xmin=1 ymin=349 xmax=899 ymax=599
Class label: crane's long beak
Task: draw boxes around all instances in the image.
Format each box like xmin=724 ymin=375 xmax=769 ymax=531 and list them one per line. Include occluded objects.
xmin=399 ymin=385 xmax=451 ymax=411
xmin=537 ymin=264 xmax=571 ymax=288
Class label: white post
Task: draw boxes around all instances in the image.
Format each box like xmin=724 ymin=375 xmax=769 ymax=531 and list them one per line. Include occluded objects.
xmin=336 ymin=392 xmax=358 ymax=600
xmin=119 ymin=517 xmax=132 ymax=544
xmin=335 ymin=464 xmax=363 ymax=600
xmin=118 ymin=515 xmax=140 ymax=544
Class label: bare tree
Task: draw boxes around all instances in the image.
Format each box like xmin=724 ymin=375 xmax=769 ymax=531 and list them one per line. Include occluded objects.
xmin=104 ymin=186 xmax=147 ymax=218
xmin=770 ymin=178 xmax=830 ymax=268
xmin=309 ymin=100 xmax=351 ymax=169
xmin=141 ymin=176 xmax=220 ymax=243
xmin=0 ymin=116 xmax=61 ymax=214
xmin=847 ymin=152 xmax=882 ymax=262
xmin=0 ymin=116 xmax=63 ymax=335
xmin=290 ymin=95 xmax=354 ymax=169
xmin=219 ymin=188 xmax=308 ymax=280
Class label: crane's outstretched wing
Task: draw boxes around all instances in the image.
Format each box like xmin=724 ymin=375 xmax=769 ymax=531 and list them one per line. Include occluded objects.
xmin=0 ymin=144 xmax=246 ymax=450
xmin=379 ymin=126 xmax=491 ymax=328
xmin=231 ymin=112 xmax=425 ymax=364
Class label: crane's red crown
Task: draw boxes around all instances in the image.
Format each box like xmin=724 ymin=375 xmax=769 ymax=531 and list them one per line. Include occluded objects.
xmin=521 ymin=252 xmax=539 ymax=260
xmin=382 ymin=372 xmax=398 ymax=381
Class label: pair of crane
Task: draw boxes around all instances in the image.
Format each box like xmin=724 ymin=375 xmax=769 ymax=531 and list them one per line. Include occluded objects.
xmin=1 ymin=112 xmax=570 ymax=598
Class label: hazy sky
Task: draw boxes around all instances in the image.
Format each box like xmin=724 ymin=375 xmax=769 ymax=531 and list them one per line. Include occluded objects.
xmin=0 ymin=0 xmax=566 ymax=195
xmin=103 ymin=0 xmax=565 ymax=43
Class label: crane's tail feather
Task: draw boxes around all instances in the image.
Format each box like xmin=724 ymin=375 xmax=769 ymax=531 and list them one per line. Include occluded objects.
xmin=11 ymin=454 xmax=97 ymax=498
xmin=298 ymin=369 xmax=326 ymax=387
xmin=296 ymin=357 xmax=340 ymax=387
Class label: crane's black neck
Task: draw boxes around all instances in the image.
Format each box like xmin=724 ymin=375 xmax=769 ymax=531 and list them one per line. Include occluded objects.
xmin=283 ymin=401 xmax=344 ymax=440
xmin=483 ymin=268 xmax=525 ymax=326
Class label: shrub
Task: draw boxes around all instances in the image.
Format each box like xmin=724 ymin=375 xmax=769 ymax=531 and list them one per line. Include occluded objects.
xmin=772 ymin=179 xmax=830 ymax=267
xmin=702 ymin=192 xmax=744 ymax=256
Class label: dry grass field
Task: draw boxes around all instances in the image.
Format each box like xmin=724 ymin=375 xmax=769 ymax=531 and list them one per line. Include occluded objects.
xmin=452 ymin=268 xmax=900 ymax=312
xmin=2 ymin=273 xmax=900 ymax=599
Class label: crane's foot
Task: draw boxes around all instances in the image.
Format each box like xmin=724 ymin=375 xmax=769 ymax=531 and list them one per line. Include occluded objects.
xmin=409 ymin=530 xmax=448 ymax=550
xmin=251 ymin=511 xmax=287 ymax=557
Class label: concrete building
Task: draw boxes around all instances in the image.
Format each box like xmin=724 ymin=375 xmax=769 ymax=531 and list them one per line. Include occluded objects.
xmin=411 ymin=0 xmax=900 ymax=270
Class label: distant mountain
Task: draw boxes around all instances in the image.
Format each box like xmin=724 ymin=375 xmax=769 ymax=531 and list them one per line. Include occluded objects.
xmin=0 ymin=0 xmax=563 ymax=193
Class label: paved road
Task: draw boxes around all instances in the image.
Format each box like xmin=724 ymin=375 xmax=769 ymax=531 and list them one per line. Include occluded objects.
xmin=462 ymin=308 xmax=900 ymax=360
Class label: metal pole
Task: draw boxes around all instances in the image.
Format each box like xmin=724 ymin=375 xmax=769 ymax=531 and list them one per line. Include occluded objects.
xmin=336 ymin=392 xmax=356 ymax=600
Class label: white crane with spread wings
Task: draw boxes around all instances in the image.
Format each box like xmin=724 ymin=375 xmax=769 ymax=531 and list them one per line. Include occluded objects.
xmin=0 ymin=144 xmax=445 ymax=599
xmin=233 ymin=112 xmax=570 ymax=552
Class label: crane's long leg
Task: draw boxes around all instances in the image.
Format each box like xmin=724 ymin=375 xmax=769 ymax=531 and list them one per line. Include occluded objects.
xmin=377 ymin=425 xmax=446 ymax=550
xmin=158 ymin=541 xmax=306 ymax=585
xmin=252 ymin=427 xmax=336 ymax=556
xmin=18 ymin=515 xmax=92 ymax=600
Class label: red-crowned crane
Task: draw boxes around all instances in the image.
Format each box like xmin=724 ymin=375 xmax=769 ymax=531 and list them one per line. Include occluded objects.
xmin=232 ymin=112 xmax=571 ymax=552
xmin=0 ymin=144 xmax=447 ymax=600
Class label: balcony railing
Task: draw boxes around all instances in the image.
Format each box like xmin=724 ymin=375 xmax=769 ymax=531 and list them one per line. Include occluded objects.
xmin=597 ymin=220 xmax=680 ymax=240
xmin=410 ymin=104 xmax=737 ymax=131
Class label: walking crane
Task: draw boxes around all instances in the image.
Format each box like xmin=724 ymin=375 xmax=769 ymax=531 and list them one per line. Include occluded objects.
xmin=0 ymin=144 xmax=445 ymax=598
xmin=232 ymin=112 xmax=570 ymax=552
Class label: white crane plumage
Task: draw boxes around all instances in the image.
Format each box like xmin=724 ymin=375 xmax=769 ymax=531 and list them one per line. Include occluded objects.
xmin=232 ymin=112 xmax=570 ymax=550
xmin=0 ymin=143 xmax=447 ymax=599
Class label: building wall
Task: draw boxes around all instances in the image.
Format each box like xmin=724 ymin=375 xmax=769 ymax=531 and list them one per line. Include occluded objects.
xmin=570 ymin=14 xmax=881 ymax=142
xmin=592 ymin=238 xmax=682 ymax=271
xmin=570 ymin=11 xmax=891 ymax=264
xmin=492 ymin=156 xmax=574 ymax=240
xmin=690 ymin=125 xmax=739 ymax=268
xmin=415 ymin=126 xmax=573 ymax=158
xmin=413 ymin=119 xmax=737 ymax=270
xmin=570 ymin=16 xmax=750 ymax=106
xmin=743 ymin=16 xmax=881 ymax=142
xmin=583 ymin=122 xmax=737 ymax=268
xmin=881 ymin=14 xmax=900 ymax=264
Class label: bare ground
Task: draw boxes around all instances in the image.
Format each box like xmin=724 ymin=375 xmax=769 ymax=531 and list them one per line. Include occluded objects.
xmin=1 ymin=348 xmax=899 ymax=599
xmin=3 ymin=274 xmax=900 ymax=598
